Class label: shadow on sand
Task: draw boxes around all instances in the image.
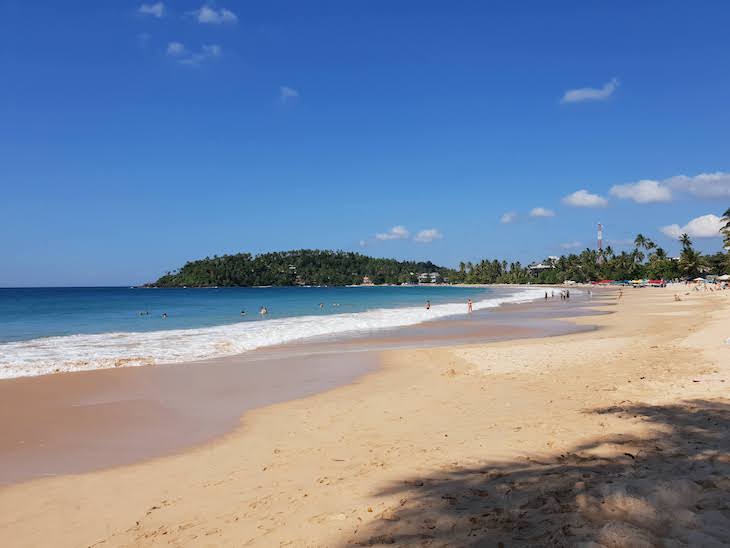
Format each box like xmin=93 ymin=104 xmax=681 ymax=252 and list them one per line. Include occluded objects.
xmin=346 ymin=399 xmax=730 ymax=547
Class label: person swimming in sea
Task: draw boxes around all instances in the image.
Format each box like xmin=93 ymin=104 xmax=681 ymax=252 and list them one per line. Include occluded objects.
xmin=259 ymin=306 xmax=268 ymax=316
xmin=425 ymin=300 xmax=431 ymax=310
xmin=161 ymin=312 xmax=167 ymax=319
xmin=240 ymin=310 xmax=246 ymax=316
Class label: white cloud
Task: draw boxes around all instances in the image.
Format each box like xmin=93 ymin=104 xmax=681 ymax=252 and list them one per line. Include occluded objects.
xmin=663 ymin=172 xmax=730 ymax=199
xmin=560 ymin=241 xmax=583 ymax=249
xmin=529 ymin=207 xmax=555 ymax=218
xmin=500 ymin=211 xmax=517 ymax=224
xmin=561 ymin=78 xmax=619 ymax=104
xmin=562 ymin=189 xmax=608 ymax=207
xmin=177 ymin=44 xmax=222 ymax=66
xmin=166 ymin=41 xmax=185 ymax=56
xmin=660 ymin=214 xmax=724 ymax=239
xmin=375 ymin=226 xmax=410 ymax=241
xmin=279 ymin=86 xmax=299 ymax=103
xmin=195 ymin=5 xmax=238 ymax=24
xmin=610 ymin=172 xmax=730 ymax=204
xmin=610 ymin=179 xmax=672 ymax=204
xmin=202 ymin=44 xmax=221 ymax=56
xmin=139 ymin=2 xmax=165 ymax=18
xmin=414 ymin=228 xmax=443 ymax=243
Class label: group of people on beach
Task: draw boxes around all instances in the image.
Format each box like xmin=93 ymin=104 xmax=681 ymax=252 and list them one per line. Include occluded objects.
xmin=544 ymin=289 xmax=570 ymax=300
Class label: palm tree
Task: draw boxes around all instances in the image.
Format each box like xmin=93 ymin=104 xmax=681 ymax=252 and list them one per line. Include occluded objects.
xmin=677 ymin=233 xmax=705 ymax=278
xmin=679 ymin=233 xmax=692 ymax=250
xmin=679 ymin=248 xmax=705 ymax=279
xmin=634 ymin=234 xmax=647 ymax=250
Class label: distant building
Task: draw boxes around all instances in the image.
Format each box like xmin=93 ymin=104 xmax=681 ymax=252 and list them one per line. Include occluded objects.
xmin=527 ymin=262 xmax=555 ymax=275
xmin=418 ymin=272 xmax=442 ymax=283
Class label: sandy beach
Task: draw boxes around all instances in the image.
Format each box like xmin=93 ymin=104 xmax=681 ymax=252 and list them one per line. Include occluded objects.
xmin=1 ymin=286 xmax=729 ymax=547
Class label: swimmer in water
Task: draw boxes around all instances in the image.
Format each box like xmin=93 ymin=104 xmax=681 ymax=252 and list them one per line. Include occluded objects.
xmin=259 ymin=306 xmax=268 ymax=315
xmin=425 ymin=300 xmax=431 ymax=310
xmin=240 ymin=310 xmax=246 ymax=316
xmin=161 ymin=312 xmax=167 ymax=319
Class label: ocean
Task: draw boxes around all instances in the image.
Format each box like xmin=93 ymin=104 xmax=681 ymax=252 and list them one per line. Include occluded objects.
xmin=0 ymin=285 xmax=546 ymax=378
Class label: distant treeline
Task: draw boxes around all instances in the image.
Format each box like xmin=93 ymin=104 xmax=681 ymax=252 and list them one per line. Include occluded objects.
xmin=151 ymin=250 xmax=453 ymax=287
xmin=151 ymin=224 xmax=730 ymax=287
xmin=458 ymin=236 xmax=727 ymax=284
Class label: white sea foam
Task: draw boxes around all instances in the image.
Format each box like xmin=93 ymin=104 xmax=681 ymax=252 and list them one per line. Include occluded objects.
xmin=0 ymin=287 xmax=549 ymax=379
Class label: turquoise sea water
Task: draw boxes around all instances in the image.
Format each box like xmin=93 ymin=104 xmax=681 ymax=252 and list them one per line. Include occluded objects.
xmin=0 ymin=286 xmax=492 ymax=343
xmin=0 ymin=285 xmax=545 ymax=378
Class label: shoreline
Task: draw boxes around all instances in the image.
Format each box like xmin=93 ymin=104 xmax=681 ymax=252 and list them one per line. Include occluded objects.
xmin=0 ymin=293 xmax=598 ymax=485
xmin=1 ymin=287 xmax=728 ymax=546
xmin=0 ymin=284 xmax=550 ymax=380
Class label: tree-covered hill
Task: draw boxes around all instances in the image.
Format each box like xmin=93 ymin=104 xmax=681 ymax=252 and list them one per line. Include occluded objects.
xmin=150 ymin=250 xmax=455 ymax=287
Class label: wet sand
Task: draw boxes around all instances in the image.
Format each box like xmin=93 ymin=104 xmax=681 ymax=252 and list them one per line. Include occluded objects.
xmin=0 ymin=292 xmax=596 ymax=485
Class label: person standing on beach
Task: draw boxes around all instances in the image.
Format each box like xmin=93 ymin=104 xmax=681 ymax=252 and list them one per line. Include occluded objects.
xmin=425 ymin=300 xmax=431 ymax=310
xmin=545 ymin=292 xmax=548 ymax=300
xmin=467 ymin=299 xmax=473 ymax=313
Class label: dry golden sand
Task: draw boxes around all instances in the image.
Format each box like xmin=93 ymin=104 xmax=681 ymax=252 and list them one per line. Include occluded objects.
xmin=1 ymin=287 xmax=729 ymax=547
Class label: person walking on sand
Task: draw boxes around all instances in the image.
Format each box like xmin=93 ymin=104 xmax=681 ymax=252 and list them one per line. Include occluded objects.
xmin=467 ymin=299 xmax=473 ymax=313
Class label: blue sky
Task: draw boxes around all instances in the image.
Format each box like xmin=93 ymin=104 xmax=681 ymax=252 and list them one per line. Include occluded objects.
xmin=1 ymin=1 xmax=729 ymax=286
